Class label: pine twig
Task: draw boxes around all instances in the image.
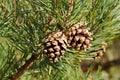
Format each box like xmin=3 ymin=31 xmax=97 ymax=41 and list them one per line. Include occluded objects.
xmin=64 ymin=0 xmax=74 ymax=27
xmin=67 ymin=0 xmax=74 ymax=18
xmin=9 ymin=54 xmax=40 ymax=80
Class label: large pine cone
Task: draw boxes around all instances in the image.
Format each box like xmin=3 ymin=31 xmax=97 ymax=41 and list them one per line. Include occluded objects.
xmin=66 ymin=22 xmax=93 ymax=51
xmin=44 ymin=30 xmax=68 ymax=62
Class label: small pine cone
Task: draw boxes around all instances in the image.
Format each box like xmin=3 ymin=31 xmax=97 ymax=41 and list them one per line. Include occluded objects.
xmin=43 ymin=30 xmax=68 ymax=62
xmin=93 ymin=42 xmax=107 ymax=60
xmin=93 ymin=50 xmax=104 ymax=60
xmin=66 ymin=22 xmax=93 ymax=51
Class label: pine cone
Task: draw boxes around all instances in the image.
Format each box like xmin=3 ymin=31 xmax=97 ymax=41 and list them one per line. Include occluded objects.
xmin=93 ymin=42 xmax=107 ymax=59
xmin=44 ymin=30 xmax=68 ymax=62
xmin=66 ymin=22 xmax=93 ymax=51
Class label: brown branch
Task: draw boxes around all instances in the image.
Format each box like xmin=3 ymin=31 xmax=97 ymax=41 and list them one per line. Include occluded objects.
xmin=101 ymin=59 xmax=120 ymax=70
xmin=81 ymin=59 xmax=120 ymax=72
xmin=10 ymin=54 xmax=40 ymax=80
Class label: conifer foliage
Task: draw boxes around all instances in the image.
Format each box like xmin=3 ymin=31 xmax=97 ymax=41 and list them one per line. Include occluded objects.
xmin=0 ymin=0 xmax=120 ymax=80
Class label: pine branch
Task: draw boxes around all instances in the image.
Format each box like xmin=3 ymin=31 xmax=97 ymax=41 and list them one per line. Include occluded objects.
xmin=9 ymin=54 xmax=40 ymax=80
xmin=0 ymin=0 xmax=120 ymax=80
xmin=81 ymin=58 xmax=120 ymax=72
